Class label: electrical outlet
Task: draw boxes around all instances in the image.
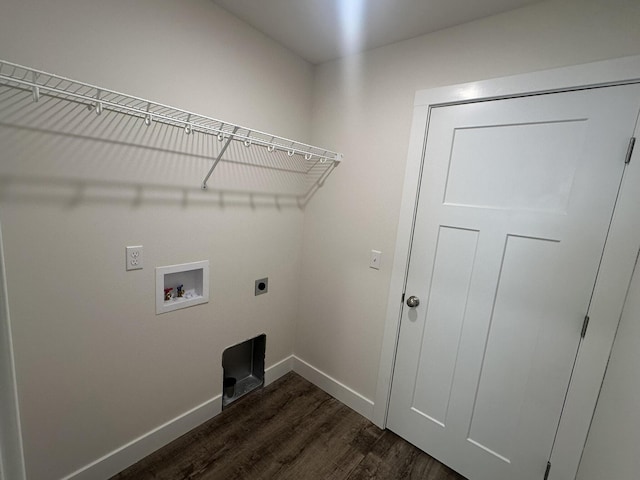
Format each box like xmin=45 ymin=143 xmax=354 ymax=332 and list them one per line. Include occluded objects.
xmin=126 ymin=246 xmax=143 ymax=271
xmin=255 ymin=277 xmax=268 ymax=296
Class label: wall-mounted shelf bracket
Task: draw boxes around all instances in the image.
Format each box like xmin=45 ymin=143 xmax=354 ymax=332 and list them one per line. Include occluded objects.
xmin=202 ymin=126 xmax=239 ymax=190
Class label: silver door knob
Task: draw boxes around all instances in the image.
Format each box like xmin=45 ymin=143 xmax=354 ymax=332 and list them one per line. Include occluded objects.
xmin=406 ymin=296 xmax=420 ymax=308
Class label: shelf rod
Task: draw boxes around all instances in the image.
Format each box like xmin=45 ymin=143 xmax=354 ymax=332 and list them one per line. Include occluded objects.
xmin=202 ymin=126 xmax=239 ymax=190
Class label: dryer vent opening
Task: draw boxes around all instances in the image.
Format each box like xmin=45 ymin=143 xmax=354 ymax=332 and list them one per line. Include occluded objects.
xmin=222 ymin=334 xmax=266 ymax=409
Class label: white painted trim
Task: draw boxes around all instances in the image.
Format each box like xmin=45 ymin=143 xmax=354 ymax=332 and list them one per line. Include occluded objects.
xmin=0 ymin=221 xmax=26 ymax=480
xmin=63 ymin=355 xmax=294 ymax=480
xmin=264 ymin=354 xmax=294 ymax=386
xmin=372 ymin=103 xmax=430 ymax=429
xmin=62 ymin=395 xmax=222 ymax=480
xmin=413 ymin=55 xmax=640 ymax=108
xmin=62 ymin=354 xmax=377 ymax=479
xmin=292 ymin=356 xmax=374 ymax=421
xmin=373 ymin=54 xmax=640 ymax=480
xmin=550 ymin=116 xmax=640 ymax=480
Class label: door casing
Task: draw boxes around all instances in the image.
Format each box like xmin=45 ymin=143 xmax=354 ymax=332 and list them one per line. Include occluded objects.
xmin=0 ymin=220 xmax=26 ymax=480
xmin=373 ymin=55 xmax=640 ymax=480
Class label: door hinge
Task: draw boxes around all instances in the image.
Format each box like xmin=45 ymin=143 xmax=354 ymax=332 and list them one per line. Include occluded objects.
xmin=625 ymin=137 xmax=636 ymax=164
xmin=544 ymin=461 xmax=551 ymax=480
xmin=581 ymin=315 xmax=590 ymax=338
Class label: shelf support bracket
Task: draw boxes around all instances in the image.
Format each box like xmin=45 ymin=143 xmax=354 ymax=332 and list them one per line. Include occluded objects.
xmin=31 ymin=71 xmax=40 ymax=102
xmin=202 ymin=126 xmax=239 ymax=190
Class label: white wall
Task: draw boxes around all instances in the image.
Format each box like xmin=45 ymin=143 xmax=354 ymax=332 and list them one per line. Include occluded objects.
xmin=4 ymin=0 xmax=640 ymax=478
xmin=299 ymin=0 xmax=640 ymax=405
xmin=577 ymin=256 xmax=640 ymax=480
xmin=0 ymin=0 xmax=314 ymax=478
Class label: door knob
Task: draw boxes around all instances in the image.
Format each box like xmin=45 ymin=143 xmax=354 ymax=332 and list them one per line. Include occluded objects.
xmin=406 ymin=296 xmax=420 ymax=308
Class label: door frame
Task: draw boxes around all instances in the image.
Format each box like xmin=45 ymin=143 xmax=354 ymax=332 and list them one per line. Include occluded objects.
xmin=373 ymin=55 xmax=640 ymax=480
xmin=0 ymin=220 xmax=26 ymax=480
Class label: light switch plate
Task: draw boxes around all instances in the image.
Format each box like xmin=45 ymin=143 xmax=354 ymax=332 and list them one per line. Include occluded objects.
xmin=126 ymin=246 xmax=143 ymax=271
xmin=370 ymin=250 xmax=382 ymax=270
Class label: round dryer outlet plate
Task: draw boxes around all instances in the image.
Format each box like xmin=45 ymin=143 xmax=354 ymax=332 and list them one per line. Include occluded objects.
xmin=255 ymin=277 xmax=268 ymax=296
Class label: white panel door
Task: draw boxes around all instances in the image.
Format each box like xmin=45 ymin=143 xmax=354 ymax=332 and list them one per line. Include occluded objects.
xmin=387 ymin=84 xmax=640 ymax=480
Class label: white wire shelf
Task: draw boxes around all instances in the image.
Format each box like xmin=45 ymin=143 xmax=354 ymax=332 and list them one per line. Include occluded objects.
xmin=0 ymin=59 xmax=343 ymax=190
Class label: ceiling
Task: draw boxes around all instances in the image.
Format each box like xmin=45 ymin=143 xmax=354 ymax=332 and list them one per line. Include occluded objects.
xmin=212 ymin=0 xmax=543 ymax=64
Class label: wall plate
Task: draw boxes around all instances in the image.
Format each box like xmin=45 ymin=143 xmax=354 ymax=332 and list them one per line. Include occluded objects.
xmin=126 ymin=246 xmax=143 ymax=271
xmin=255 ymin=277 xmax=268 ymax=296
xmin=156 ymin=260 xmax=209 ymax=314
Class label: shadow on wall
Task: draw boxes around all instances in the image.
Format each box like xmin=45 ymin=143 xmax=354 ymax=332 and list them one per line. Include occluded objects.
xmin=0 ymin=86 xmax=336 ymax=209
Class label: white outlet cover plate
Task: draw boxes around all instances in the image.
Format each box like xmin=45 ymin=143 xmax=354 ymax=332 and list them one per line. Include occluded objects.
xmin=126 ymin=246 xmax=143 ymax=271
xmin=370 ymin=250 xmax=382 ymax=270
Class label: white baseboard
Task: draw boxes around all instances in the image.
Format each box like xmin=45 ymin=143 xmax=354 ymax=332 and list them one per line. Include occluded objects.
xmin=62 ymin=356 xmax=295 ymax=480
xmin=62 ymin=396 xmax=222 ymax=480
xmin=292 ymin=356 xmax=375 ymax=421
xmin=265 ymin=354 xmax=294 ymax=386
xmin=61 ymin=355 xmax=375 ymax=479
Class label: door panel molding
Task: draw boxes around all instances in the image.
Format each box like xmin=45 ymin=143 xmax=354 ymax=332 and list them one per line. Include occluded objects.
xmin=374 ymin=55 xmax=640 ymax=480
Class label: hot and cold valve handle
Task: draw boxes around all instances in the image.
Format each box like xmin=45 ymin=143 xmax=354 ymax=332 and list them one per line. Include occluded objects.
xmin=406 ymin=296 xmax=420 ymax=308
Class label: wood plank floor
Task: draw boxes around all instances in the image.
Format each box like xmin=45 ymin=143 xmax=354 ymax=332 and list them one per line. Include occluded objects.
xmin=111 ymin=372 xmax=467 ymax=480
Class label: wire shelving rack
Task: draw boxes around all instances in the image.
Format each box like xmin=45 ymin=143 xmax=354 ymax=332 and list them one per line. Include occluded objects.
xmin=0 ymin=60 xmax=343 ymax=191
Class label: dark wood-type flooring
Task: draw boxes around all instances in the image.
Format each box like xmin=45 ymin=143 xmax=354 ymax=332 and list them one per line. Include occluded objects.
xmin=112 ymin=372 xmax=467 ymax=480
